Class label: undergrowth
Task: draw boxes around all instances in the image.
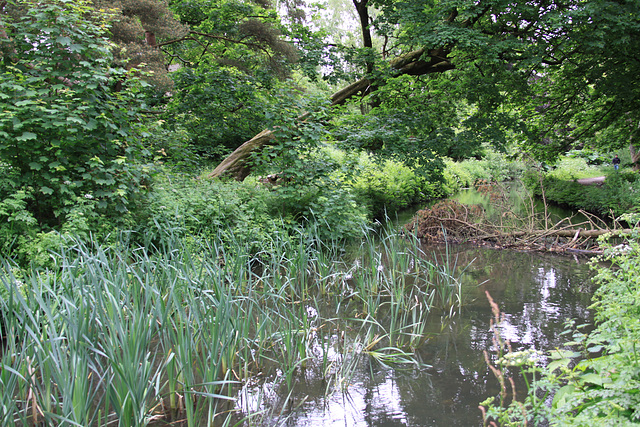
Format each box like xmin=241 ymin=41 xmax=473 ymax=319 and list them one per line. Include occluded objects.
xmin=524 ymin=170 xmax=640 ymax=217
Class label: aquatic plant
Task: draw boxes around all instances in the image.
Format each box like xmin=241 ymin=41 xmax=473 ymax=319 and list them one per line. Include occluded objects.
xmin=0 ymin=223 xmax=464 ymax=425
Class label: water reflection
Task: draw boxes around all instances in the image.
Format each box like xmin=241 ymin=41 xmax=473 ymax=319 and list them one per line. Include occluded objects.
xmin=274 ymin=246 xmax=596 ymax=427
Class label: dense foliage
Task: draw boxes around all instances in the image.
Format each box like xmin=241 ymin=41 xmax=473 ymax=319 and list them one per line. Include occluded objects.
xmin=0 ymin=0 xmax=151 ymax=225
xmin=364 ymin=0 xmax=640 ymax=164
xmin=523 ymin=157 xmax=640 ymax=218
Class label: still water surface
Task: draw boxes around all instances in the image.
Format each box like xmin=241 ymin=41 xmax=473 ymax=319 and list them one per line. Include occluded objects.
xmin=263 ymin=246 xmax=596 ymax=427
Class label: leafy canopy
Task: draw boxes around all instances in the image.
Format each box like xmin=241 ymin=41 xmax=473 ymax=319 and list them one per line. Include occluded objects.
xmin=337 ymin=0 xmax=640 ymax=163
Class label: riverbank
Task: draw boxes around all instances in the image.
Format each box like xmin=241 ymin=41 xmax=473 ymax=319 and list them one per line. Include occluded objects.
xmin=404 ymin=181 xmax=633 ymax=253
xmin=525 ymin=170 xmax=640 ymax=218
xmin=481 ymin=232 xmax=640 ymax=426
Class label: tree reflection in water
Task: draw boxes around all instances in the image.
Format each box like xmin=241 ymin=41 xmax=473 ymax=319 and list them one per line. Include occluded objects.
xmin=260 ymin=246 xmax=596 ymax=427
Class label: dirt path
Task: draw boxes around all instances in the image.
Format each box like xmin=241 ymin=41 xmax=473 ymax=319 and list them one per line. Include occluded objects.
xmin=577 ymin=176 xmax=605 ymax=185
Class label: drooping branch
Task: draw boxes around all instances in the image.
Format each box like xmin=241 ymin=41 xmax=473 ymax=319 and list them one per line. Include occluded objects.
xmin=159 ymin=31 xmax=274 ymax=57
xmin=208 ymin=47 xmax=454 ymax=180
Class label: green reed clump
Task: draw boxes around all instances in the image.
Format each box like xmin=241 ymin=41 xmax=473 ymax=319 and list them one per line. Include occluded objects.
xmin=0 ymin=223 xmax=466 ymax=426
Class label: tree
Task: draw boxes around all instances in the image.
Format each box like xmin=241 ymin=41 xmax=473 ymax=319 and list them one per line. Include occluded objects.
xmin=367 ymin=0 xmax=640 ymax=165
xmin=153 ymin=0 xmax=322 ymax=161
xmin=207 ymin=0 xmax=640 ymax=179
xmin=0 ymin=0 xmax=151 ymax=225
xmin=92 ymin=0 xmax=188 ymax=89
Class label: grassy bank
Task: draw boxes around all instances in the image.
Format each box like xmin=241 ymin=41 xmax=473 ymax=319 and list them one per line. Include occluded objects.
xmin=523 ymin=156 xmax=640 ymax=218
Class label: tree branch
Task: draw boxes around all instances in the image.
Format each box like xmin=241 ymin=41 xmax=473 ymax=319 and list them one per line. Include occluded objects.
xmin=158 ymin=31 xmax=273 ymax=58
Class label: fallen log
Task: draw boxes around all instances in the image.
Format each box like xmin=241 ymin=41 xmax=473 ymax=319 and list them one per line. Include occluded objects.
xmin=499 ymin=228 xmax=635 ymax=238
xmin=207 ymin=80 xmax=372 ymax=181
xmin=208 ymin=48 xmax=454 ymax=181
xmin=207 ymin=129 xmax=275 ymax=181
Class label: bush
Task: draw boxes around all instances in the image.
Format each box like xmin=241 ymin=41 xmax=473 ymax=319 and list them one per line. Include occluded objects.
xmin=259 ymin=178 xmax=369 ymax=242
xmin=141 ymin=173 xmax=278 ymax=244
xmin=345 ymin=152 xmax=431 ymax=218
xmin=443 ymin=150 xmax=523 ymax=195
xmin=546 ymin=157 xmax=605 ymax=180
xmin=0 ymin=1 xmax=152 ymax=224
xmin=0 ymin=162 xmax=130 ymax=267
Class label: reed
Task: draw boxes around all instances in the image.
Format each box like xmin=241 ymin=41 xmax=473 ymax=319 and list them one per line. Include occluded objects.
xmin=0 ymin=221 xmax=466 ymax=426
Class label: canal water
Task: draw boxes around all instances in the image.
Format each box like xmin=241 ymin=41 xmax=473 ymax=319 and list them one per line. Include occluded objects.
xmin=243 ymin=245 xmax=597 ymax=427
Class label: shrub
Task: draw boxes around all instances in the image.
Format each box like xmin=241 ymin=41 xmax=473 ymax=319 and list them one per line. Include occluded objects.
xmin=0 ymin=163 xmax=129 ymax=267
xmin=348 ymin=153 xmax=425 ymax=218
xmin=257 ymin=177 xmax=369 ymax=242
xmin=546 ymin=157 xmax=605 ymax=180
xmin=443 ymin=150 xmax=522 ymax=195
xmin=524 ymin=170 xmax=640 ymax=217
xmin=0 ymin=0 xmax=152 ymax=224
xmin=141 ymin=173 xmax=278 ymax=244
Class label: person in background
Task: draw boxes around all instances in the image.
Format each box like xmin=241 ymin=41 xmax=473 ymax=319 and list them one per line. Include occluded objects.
xmin=613 ymin=154 xmax=621 ymax=171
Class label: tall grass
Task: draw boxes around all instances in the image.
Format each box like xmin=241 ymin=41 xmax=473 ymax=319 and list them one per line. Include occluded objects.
xmin=0 ymin=223 xmax=466 ymax=426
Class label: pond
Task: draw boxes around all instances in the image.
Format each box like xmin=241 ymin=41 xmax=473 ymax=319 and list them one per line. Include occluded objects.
xmin=0 ymin=185 xmax=599 ymax=427
xmin=238 ymin=245 xmax=597 ymax=427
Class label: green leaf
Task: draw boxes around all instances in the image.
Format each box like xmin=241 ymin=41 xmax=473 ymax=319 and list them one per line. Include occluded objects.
xmin=17 ymin=132 xmax=38 ymax=141
xmin=547 ymin=358 xmax=571 ymax=372
xmin=40 ymin=186 xmax=54 ymax=195
xmin=56 ymin=36 xmax=72 ymax=46
xmin=552 ymin=384 xmax=576 ymax=408
xmin=69 ymin=43 xmax=84 ymax=53
xmin=67 ymin=116 xmax=84 ymax=124
xmin=29 ymin=162 xmax=43 ymax=171
xmin=84 ymin=119 xmax=98 ymax=130
xmin=580 ymin=373 xmax=611 ymax=387
xmin=549 ymin=349 xmax=581 ymax=360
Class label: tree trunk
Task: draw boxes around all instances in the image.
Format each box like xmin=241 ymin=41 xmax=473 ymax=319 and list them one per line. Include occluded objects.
xmin=208 ymin=130 xmax=276 ymax=181
xmin=630 ymin=144 xmax=640 ymax=171
xmin=353 ymin=0 xmax=373 ymax=74
xmin=145 ymin=30 xmax=157 ymax=48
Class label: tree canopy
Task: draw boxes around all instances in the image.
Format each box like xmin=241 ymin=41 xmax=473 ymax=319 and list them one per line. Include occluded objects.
xmin=343 ymin=0 xmax=640 ymax=162
xmin=2 ymin=0 xmax=640 ymax=222
xmin=199 ymin=0 xmax=640 ymax=179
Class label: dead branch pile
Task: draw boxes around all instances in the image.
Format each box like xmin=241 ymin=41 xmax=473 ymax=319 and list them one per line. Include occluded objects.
xmin=404 ymin=200 xmax=486 ymax=244
xmin=404 ymin=198 xmax=636 ymax=254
